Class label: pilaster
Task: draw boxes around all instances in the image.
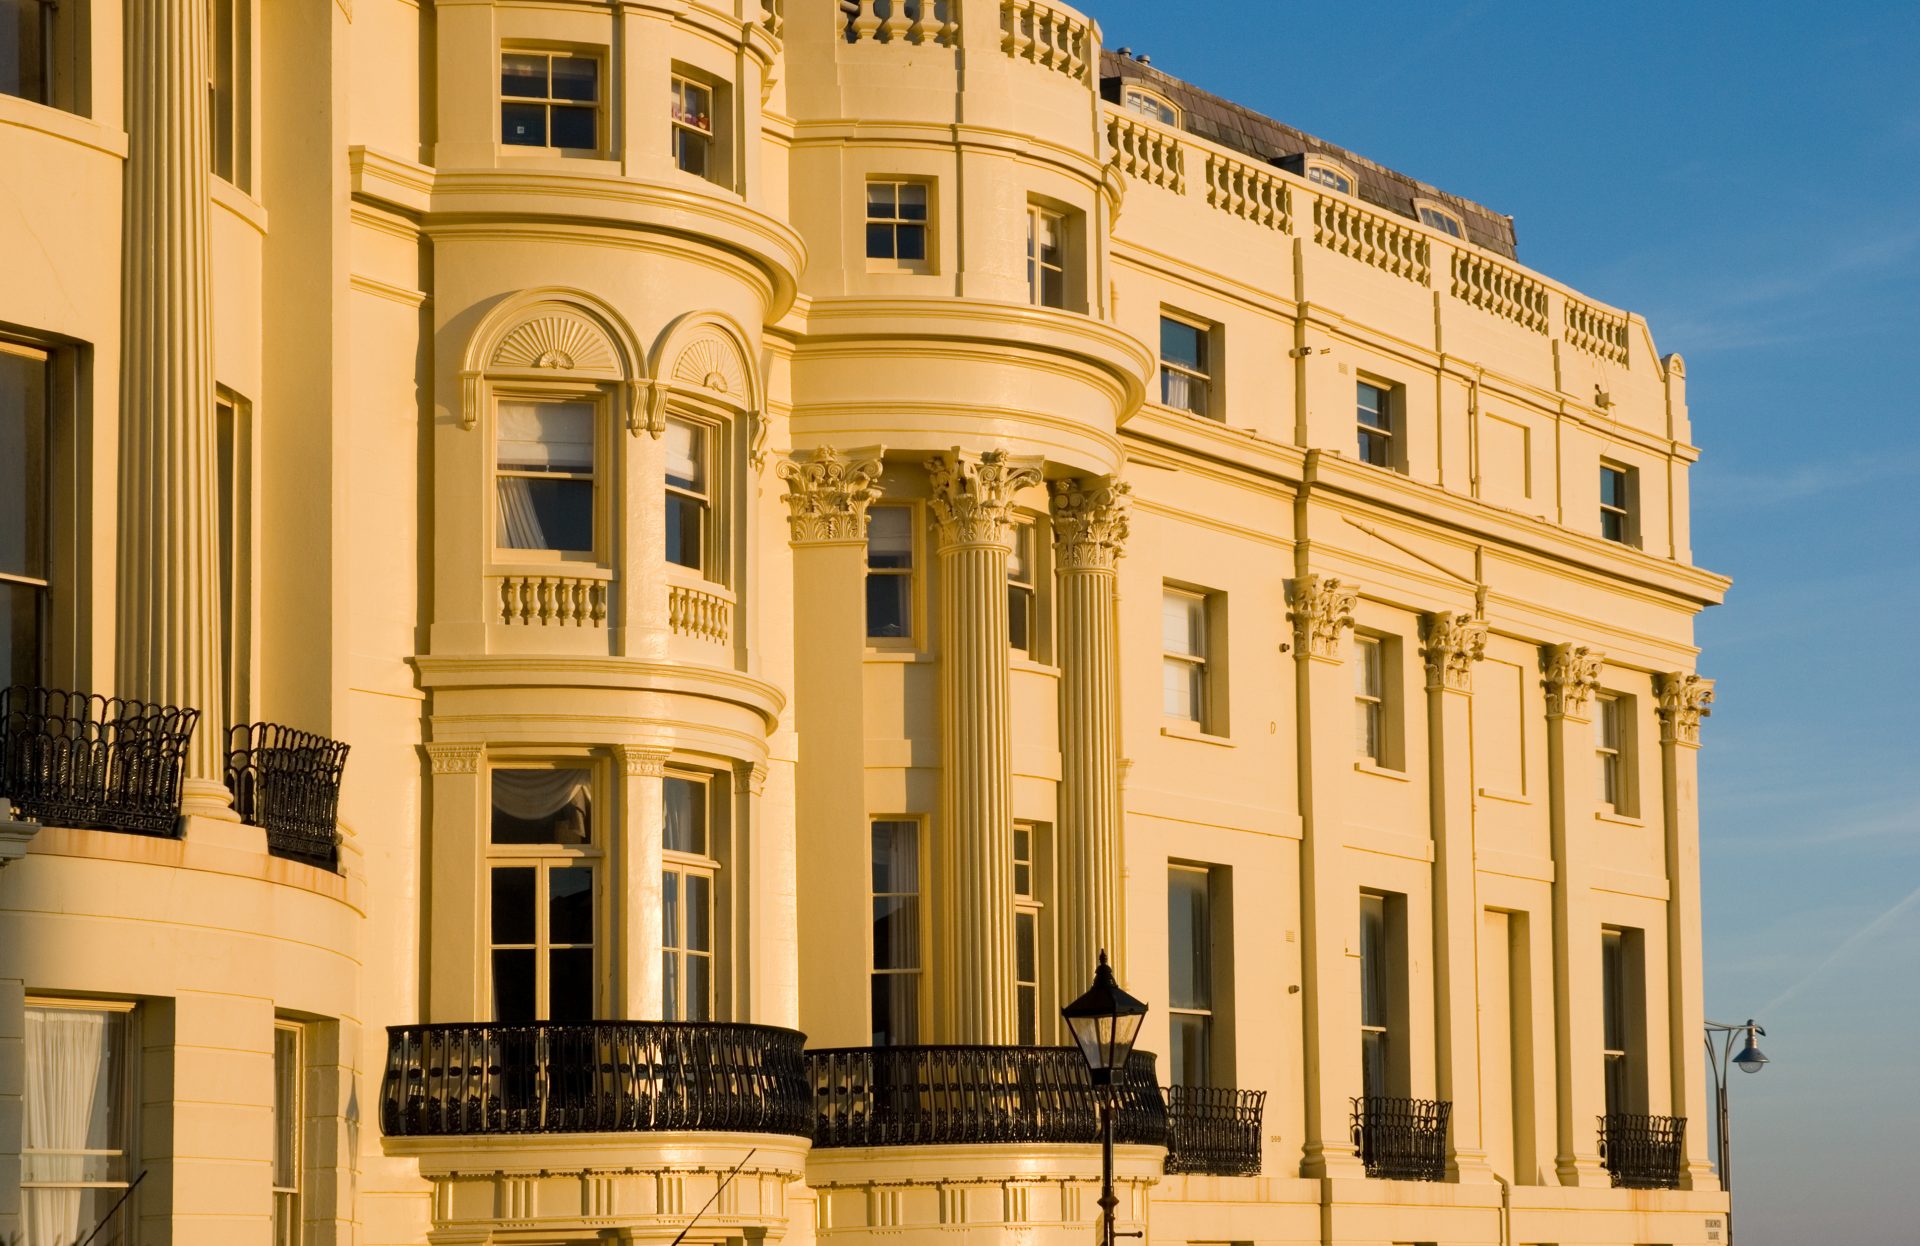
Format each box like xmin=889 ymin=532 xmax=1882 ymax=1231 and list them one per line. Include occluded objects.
xmin=1287 ymin=573 xmax=1366 ymax=1178
xmin=616 ymin=746 xmax=671 ymax=1021
xmin=1657 ymin=671 xmax=1719 ymax=1190
xmin=928 ymin=449 xmax=1043 ymax=1044
xmin=1421 ymin=611 xmax=1492 ymax=1182
xmin=116 ymin=0 xmax=233 ymax=819
xmin=1543 ymin=642 xmax=1608 ymax=1186
xmin=425 ymin=742 xmax=486 ymax=1021
xmin=1051 ymin=477 xmax=1130 ymax=986
xmin=779 ymin=447 xmax=884 ymax=1047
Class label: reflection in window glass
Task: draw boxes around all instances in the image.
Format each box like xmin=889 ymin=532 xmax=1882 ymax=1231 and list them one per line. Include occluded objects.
xmin=501 ymin=50 xmax=599 ymax=150
xmin=1159 ymin=316 xmax=1211 ymax=417
xmin=866 ymin=505 xmax=914 ymax=639
xmin=1161 ymin=589 xmax=1207 ymax=724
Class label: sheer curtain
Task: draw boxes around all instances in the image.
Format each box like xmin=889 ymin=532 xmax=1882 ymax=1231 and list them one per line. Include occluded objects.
xmin=22 ymin=1007 xmax=124 ymax=1246
xmin=495 ymin=400 xmax=594 ymax=550
xmin=490 ymin=769 xmax=592 ymax=844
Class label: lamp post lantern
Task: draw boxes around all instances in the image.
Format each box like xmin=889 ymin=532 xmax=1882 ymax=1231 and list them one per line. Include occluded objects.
xmin=1062 ymin=951 xmax=1148 ymax=1246
xmin=1705 ymin=1018 xmax=1769 ymax=1246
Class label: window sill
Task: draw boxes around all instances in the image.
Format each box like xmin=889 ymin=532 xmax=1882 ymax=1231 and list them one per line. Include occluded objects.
xmin=0 ymin=93 xmax=126 ymax=158
xmin=1595 ymin=809 xmax=1646 ymax=828
xmin=1354 ymin=760 xmax=1411 ymax=783
xmin=1160 ymin=722 xmax=1232 ymax=748
xmin=863 ymin=646 xmax=930 ymax=663
xmin=1011 ymin=656 xmax=1059 ymax=677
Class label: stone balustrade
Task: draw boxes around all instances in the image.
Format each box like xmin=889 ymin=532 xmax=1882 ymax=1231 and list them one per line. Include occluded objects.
xmin=1452 ymin=250 xmax=1550 ymax=334
xmin=497 ymin=574 xmax=610 ymax=628
xmin=1204 ymin=151 xmax=1291 ymax=232
xmin=668 ymin=583 xmax=733 ymax=644
xmin=1107 ymin=114 xmax=1184 ymax=192
xmin=1565 ymin=296 xmax=1632 ymax=365
xmin=1312 ymin=195 xmax=1433 ymax=287
xmin=841 ymin=0 xmax=958 ymax=46
xmin=1000 ymin=0 xmax=1096 ymax=83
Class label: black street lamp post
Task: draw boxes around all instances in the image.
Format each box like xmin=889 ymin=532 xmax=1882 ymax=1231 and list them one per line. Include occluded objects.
xmin=1704 ymin=1018 xmax=1769 ymax=1246
xmin=1062 ymin=951 xmax=1149 ymax=1246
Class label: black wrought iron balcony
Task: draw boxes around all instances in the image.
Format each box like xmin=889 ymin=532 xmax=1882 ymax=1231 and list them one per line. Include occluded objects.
xmin=808 ymin=1046 xmax=1168 ymax=1149
xmin=1351 ymin=1095 xmax=1451 ymax=1181
xmin=1598 ymin=1112 xmax=1685 ymax=1190
xmin=0 ymin=685 xmax=199 ymax=837
xmin=225 ymin=723 xmax=349 ymax=868
xmin=1164 ymin=1084 xmax=1265 ymax=1176
xmin=380 ymin=1021 xmax=813 ymax=1139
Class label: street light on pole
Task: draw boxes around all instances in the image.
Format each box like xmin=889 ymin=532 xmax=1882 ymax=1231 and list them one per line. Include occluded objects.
xmin=1704 ymin=1018 xmax=1769 ymax=1246
xmin=1062 ymin=950 xmax=1149 ymax=1246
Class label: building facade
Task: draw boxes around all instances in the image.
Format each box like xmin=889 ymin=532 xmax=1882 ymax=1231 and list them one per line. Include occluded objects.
xmin=0 ymin=3 xmax=1731 ymax=1245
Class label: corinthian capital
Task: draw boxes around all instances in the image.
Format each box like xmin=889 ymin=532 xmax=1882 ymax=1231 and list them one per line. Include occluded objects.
xmin=1421 ymin=611 xmax=1489 ymax=691
xmin=1655 ymin=672 xmax=1715 ymax=746
xmin=777 ymin=446 xmax=885 ymax=544
xmin=1543 ymin=643 xmax=1605 ymax=719
xmin=1287 ymin=575 xmax=1359 ymax=659
xmin=1050 ymin=477 xmax=1131 ymax=570
xmin=925 ymin=449 xmax=1045 ymax=549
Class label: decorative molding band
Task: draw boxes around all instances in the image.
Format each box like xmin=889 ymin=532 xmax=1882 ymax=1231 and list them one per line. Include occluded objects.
xmin=1050 ymin=477 xmax=1131 ymax=570
xmin=425 ymin=743 xmax=483 ymax=775
xmin=1287 ymin=575 xmax=1359 ymax=660
xmin=926 ymin=448 xmax=1045 ymax=550
xmin=1420 ymin=611 xmax=1489 ymax=692
xmin=616 ymin=746 xmax=671 ymax=778
xmin=778 ymin=446 xmax=885 ymax=544
xmin=1543 ymin=643 xmax=1605 ymax=719
xmin=1655 ymin=671 xmax=1715 ymax=746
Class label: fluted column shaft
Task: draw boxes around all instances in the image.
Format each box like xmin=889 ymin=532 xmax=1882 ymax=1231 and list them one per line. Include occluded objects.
xmin=929 ymin=450 xmax=1043 ymax=1044
xmin=117 ymin=0 xmax=229 ymax=810
xmin=1052 ymin=479 xmax=1130 ymax=986
xmin=1657 ymin=673 xmax=1718 ymax=1189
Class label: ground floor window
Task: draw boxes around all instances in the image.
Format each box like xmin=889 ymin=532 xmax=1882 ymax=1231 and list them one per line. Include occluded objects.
xmin=22 ymin=1000 xmax=137 ymax=1246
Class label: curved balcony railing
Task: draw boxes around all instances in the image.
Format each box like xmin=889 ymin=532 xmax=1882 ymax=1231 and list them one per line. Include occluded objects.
xmin=226 ymin=723 xmax=349 ymax=868
xmin=1598 ymin=1112 xmax=1685 ymax=1190
xmin=381 ymin=1021 xmax=813 ymax=1139
xmin=1164 ymin=1085 xmax=1265 ymax=1176
xmin=0 ymin=685 xmax=198 ymax=837
xmin=807 ymin=1045 xmax=1167 ymax=1149
xmin=1351 ymin=1095 xmax=1450 ymax=1182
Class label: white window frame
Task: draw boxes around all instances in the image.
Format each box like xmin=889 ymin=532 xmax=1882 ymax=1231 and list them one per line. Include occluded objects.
xmin=1355 ymin=378 xmax=1397 ymax=469
xmin=865 ymin=179 xmax=931 ymax=270
xmin=272 ymin=1020 xmax=303 ymax=1246
xmin=671 ymin=72 xmax=717 ymax=179
xmin=1595 ymin=693 xmax=1635 ymax=815
xmin=22 ymin=998 xmax=139 ymax=1243
xmin=1414 ymin=200 xmax=1465 ymax=239
xmin=865 ymin=502 xmax=918 ymax=646
xmin=1026 ymin=203 xmax=1067 ymax=308
xmin=870 ymin=817 xmax=925 ymax=1046
xmin=1359 ymin=891 xmax=1393 ymax=1100
xmin=1012 ymin=822 xmax=1048 ymax=1046
xmin=1304 ymin=158 xmax=1356 ymax=196
xmin=492 ymin=390 xmax=607 ymax=563
xmin=485 ymin=762 xmax=603 ymax=1022
xmin=1122 ymin=85 xmax=1179 ymax=126
xmin=1167 ymin=863 xmax=1216 ymax=1087
xmin=1162 ymin=586 xmax=1210 ymax=729
xmin=664 ymin=414 xmax=717 ymax=580
xmin=499 ymin=47 xmax=604 ymax=154
xmin=662 ymin=769 xmax=722 ymax=1022
xmin=1158 ymin=312 xmax=1214 ymax=418
xmin=1007 ymin=519 xmax=1038 ymax=657
xmin=1600 ymin=461 xmax=1636 ymax=546
xmin=1354 ymin=635 xmax=1386 ymax=764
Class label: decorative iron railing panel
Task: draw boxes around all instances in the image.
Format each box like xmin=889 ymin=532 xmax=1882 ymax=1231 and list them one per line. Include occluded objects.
xmin=1164 ymin=1084 xmax=1265 ymax=1175
xmin=808 ymin=1046 xmax=1167 ymax=1149
xmin=380 ymin=1021 xmax=813 ymax=1138
xmin=1351 ymin=1095 xmax=1450 ymax=1181
xmin=1598 ymin=1112 xmax=1685 ymax=1189
xmin=226 ymin=723 xmax=349 ymax=868
xmin=0 ymin=685 xmax=198 ymax=837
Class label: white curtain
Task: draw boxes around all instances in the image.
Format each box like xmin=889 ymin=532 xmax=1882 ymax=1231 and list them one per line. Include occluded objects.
xmin=496 ymin=400 xmax=594 ymax=549
xmin=491 ymin=769 xmax=591 ymax=820
xmin=22 ymin=1007 xmax=121 ymax=1246
xmin=495 ymin=476 xmax=546 ymax=549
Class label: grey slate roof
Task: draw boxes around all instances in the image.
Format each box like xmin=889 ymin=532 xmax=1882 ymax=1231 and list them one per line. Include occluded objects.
xmin=1100 ymin=50 xmax=1519 ymax=260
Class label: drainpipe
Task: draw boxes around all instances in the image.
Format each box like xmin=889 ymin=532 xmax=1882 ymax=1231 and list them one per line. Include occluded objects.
xmin=1492 ymin=1173 xmax=1512 ymax=1246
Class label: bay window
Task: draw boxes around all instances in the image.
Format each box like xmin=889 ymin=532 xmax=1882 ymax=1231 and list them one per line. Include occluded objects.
xmin=662 ymin=772 xmax=719 ymax=1021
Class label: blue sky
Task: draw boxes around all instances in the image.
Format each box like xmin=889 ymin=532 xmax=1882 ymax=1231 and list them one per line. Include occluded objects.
xmin=1084 ymin=2 xmax=1920 ymax=1240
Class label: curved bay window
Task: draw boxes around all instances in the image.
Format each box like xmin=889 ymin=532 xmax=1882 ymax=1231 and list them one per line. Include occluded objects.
xmin=488 ymin=766 xmax=599 ymax=1022
xmin=495 ymin=398 xmax=600 ymax=556
xmin=662 ymin=772 xmax=720 ymax=1021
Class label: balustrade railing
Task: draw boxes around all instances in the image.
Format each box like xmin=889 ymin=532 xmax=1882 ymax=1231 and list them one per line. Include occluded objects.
xmin=0 ymin=685 xmax=198 ymax=837
xmin=1001 ymin=0 xmax=1094 ymax=83
xmin=1164 ymin=1085 xmax=1264 ymax=1176
xmin=842 ymin=0 xmax=958 ymax=46
xmin=1351 ymin=1095 xmax=1450 ymax=1182
xmin=808 ymin=1046 xmax=1167 ymax=1148
xmin=1565 ymin=297 xmax=1631 ymax=365
xmin=1106 ymin=114 xmax=1184 ymax=192
xmin=1451 ymin=250 xmax=1550 ymax=334
xmin=226 ymin=723 xmax=349 ymax=868
xmin=761 ymin=0 xmax=784 ymax=39
xmin=498 ymin=574 xmax=609 ymax=628
xmin=1598 ymin=1112 xmax=1685 ymax=1189
xmin=381 ymin=1021 xmax=813 ymax=1138
xmin=668 ymin=584 xmax=733 ymax=645
xmin=1313 ymin=197 xmax=1432 ymax=287
xmin=1203 ymin=153 xmax=1291 ymax=232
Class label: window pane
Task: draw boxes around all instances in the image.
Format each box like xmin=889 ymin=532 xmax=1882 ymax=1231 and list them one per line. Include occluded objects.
xmin=871 ymin=972 xmax=917 ymax=1046
xmin=491 ymin=770 xmax=592 ymax=845
xmin=1354 ymin=639 xmax=1382 ymax=696
xmin=1361 ymin=1028 xmax=1389 ymax=1099
xmin=1041 ymin=265 xmax=1066 ymax=309
xmin=547 ymin=866 xmax=594 ymax=945
xmin=867 ymin=507 xmax=913 ymax=568
xmin=501 ymin=53 xmax=547 ymax=98
xmin=1167 ymin=869 xmax=1210 ymax=1010
xmin=1356 ymin=383 xmax=1388 ymax=429
xmin=663 ymin=948 xmax=681 ymax=1019
xmin=666 ymin=493 xmax=705 ymax=570
xmin=548 ymin=947 xmax=594 ymax=1021
xmin=550 ymin=56 xmax=597 ymax=101
xmin=866 ymin=575 xmax=910 ymax=639
xmin=896 ymin=183 xmax=927 ymax=220
xmin=1008 ymin=586 xmax=1032 ymax=652
xmin=501 ymin=101 xmax=546 ymax=146
xmin=672 ymin=79 xmax=712 ymax=132
xmin=491 ymin=948 xmax=536 ymax=1021
xmin=866 ymin=222 xmax=896 ymax=259
xmin=490 ymin=867 xmax=536 ymax=944
xmin=664 ymin=776 xmax=707 ymax=855
xmin=1162 ymin=591 xmax=1202 ymax=657
xmin=549 ymin=104 xmax=596 ymax=150
xmin=665 ymin=419 xmax=703 ymax=490
xmin=872 ymin=820 xmax=919 ymax=893
xmin=867 ymin=182 xmax=898 ymax=217
xmin=686 ymin=953 xmax=712 ymax=1021
xmin=1 ymin=582 xmax=41 ymax=698
xmin=675 ymin=130 xmax=709 ymax=177
xmin=1160 ymin=318 xmax=1204 ymax=372
xmin=685 ymin=873 xmax=711 ymax=952
xmin=1015 ymin=910 xmax=1037 ymax=981
xmin=1359 ymin=895 xmax=1387 ymax=1028
xmin=0 ymin=349 xmax=48 ymax=580
xmin=497 ymin=476 xmax=593 ymax=551
xmin=1169 ymin=1014 xmax=1210 ymax=1087
xmin=662 ymin=870 xmax=682 ymax=950
xmin=498 ymin=401 xmax=594 ymax=471
xmin=1017 ymin=985 xmax=1038 ymax=1046
xmin=273 ymin=1027 xmax=299 ymax=1189
xmin=895 ymin=223 xmax=926 ymax=262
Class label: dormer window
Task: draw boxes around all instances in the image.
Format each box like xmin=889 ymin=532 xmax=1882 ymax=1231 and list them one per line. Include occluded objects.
xmin=1304 ymin=160 xmax=1354 ymax=196
xmin=1416 ymin=202 xmax=1466 ymax=239
xmin=1122 ymin=86 xmax=1178 ymax=126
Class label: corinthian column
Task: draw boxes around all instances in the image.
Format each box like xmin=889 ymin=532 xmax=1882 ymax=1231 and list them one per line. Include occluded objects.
xmin=1050 ymin=478 xmax=1130 ymax=988
xmin=1656 ymin=671 xmax=1718 ymax=1190
xmin=117 ymin=0 xmax=231 ymax=817
xmin=928 ymin=449 xmax=1044 ymax=1044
